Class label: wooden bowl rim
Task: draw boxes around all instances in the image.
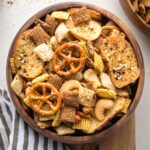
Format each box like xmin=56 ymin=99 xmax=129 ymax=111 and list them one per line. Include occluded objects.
xmin=120 ymin=0 xmax=150 ymax=34
xmin=6 ymin=2 xmax=145 ymax=144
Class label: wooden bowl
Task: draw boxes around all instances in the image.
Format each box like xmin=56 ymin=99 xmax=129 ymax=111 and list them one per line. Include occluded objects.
xmin=120 ymin=0 xmax=150 ymax=36
xmin=6 ymin=2 xmax=145 ymax=144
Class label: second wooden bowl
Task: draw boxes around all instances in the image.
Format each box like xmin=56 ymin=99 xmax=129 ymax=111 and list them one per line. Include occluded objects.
xmin=120 ymin=0 xmax=150 ymax=36
xmin=6 ymin=2 xmax=145 ymax=144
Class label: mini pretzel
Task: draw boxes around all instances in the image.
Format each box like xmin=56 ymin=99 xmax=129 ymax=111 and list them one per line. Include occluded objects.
xmin=28 ymin=82 xmax=62 ymax=115
xmin=51 ymin=42 xmax=86 ymax=78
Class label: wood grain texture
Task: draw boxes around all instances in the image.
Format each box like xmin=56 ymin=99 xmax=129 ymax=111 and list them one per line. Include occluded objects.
xmin=6 ymin=2 xmax=144 ymax=144
xmin=67 ymin=114 xmax=135 ymax=150
xmin=120 ymin=0 xmax=150 ymax=36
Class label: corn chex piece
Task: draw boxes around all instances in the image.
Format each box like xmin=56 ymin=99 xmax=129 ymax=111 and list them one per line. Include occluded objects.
xmin=51 ymin=11 xmax=69 ymax=20
xmin=94 ymin=51 xmax=104 ymax=73
xmin=52 ymin=110 xmax=61 ymax=127
xmin=48 ymin=73 xmax=64 ymax=89
xmin=10 ymin=57 xmax=17 ymax=74
xmin=33 ymin=113 xmax=51 ymax=129
xmin=55 ymin=125 xmax=75 ymax=135
xmin=34 ymin=43 xmax=54 ymax=62
xmin=83 ymin=118 xmax=100 ymax=134
xmin=63 ymin=90 xmax=79 ymax=108
xmin=55 ymin=22 xmax=69 ymax=43
xmin=78 ymin=87 xmax=95 ymax=107
xmin=30 ymin=25 xmax=50 ymax=45
xmin=121 ymin=98 xmax=131 ymax=113
xmin=96 ymin=88 xmax=117 ymax=99
xmin=60 ymin=106 xmax=76 ymax=123
xmin=78 ymin=41 xmax=89 ymax=57
xmin=39 ymin=114 xmax=56 ymax=121
xmin=72 ymin=118 xmax=91 ymax=131
xmin=32 ymin=73 xmax=49 ymax=84
xmin=11 ymin=74 xmax=25 ymax=96
xmin=100 ymin=72 xmax=116 ymax=91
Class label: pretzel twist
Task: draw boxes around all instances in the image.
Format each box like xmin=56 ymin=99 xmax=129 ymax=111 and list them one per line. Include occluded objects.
xmin=28 ymin=82 xmax=62 ymax=115
xmin=51 ymin=42 xmax=86 ymax=78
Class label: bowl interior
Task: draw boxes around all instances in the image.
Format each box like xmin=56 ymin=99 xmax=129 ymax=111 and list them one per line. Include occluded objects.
xmin=6 ymin=2 xmax=144 ymax=144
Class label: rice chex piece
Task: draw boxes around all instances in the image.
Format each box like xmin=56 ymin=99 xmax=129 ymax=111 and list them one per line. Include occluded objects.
xmin=69 ymin=6 xmax=91 ymax=26
xmin=11 ymin=74 xmax=25 ymax=96
xmin=63 ymin=90 xmax=79 ymax=108
xmin=55 ymin=125 xmax=75 ymax=135
xmin=60 ymin=106 xmax=76 ymax=123
xmin=30 ymin=25 xmax=50 ymax=45
xmin=33 ymin=43 xmax=54 ymax=62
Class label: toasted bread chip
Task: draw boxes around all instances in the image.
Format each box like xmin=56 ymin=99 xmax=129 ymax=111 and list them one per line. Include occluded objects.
xmin=100 ymin=72 xmax=116 ymax=91
xmin=94 ymin=51 xmax=104 ymax=73
xmin=146 ymin=8 xmax=150 ymax=23
xmin=70 ymin=20 xmax=101 ymax=41
xmin=83 ymin=118 xmax=100 ymax=134
xmin=33 ymin=43 xmax=54 ymax=62
xmin=69 ymin=6 xmax=91 ymax=26
xmin=32 ymin=73 xmax=49 ymax=84
xmin=51 ymin=11 xmax=69 ymax=20
xmin=30 ymin=25 xmax=50 ymax=45
xmin=56 ymin=125 xmax=75 ymax=135
xmin=45 ymin=14 xmax=58 ymax=35
xmin=48 ymin=73 xmax=65 ymax=89
xmin=60 ymin=106 xmax=76 ymax=123
xmin=99 ymin=37 xmax=140 ymax=88
xmin=10 ymin=57 xmax=17 ymax=74
xmin=96 ymin=97 xmax=126 ymax=130
xmin=141 ymin=0 xmax=150 ymax=7
xmin=55 ymin=22 xmax=69 ymax=43
xmin=52 ymin=110 xmax=61 ymax=127
xmin=72 ymin=118 xmax=91 ymax=130
xmin=11 ymin=74 xmax=25 ymax=96
xmin=63 ymin=90 xmax=79 ymax=108
xmin=13 ymin=30 xmax=44 ymax=79
xmin=96 ymin=88 xmax=117 ymax=99
xmin=78 ymin=87 xmax=95 ymax=107
xmin=121 ymin=98 xmax=131 ymax=113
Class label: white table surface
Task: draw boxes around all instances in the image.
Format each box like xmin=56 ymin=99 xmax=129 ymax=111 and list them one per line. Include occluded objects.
xmin=0 ymin=0 xmax=150 ymax=149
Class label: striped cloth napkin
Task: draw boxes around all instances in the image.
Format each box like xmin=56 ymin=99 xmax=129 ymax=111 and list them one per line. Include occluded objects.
xmin=0 ymin=88 xmax=68 ymax=150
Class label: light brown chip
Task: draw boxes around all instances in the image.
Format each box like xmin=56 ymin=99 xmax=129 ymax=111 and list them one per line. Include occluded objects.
xmin=69 ymin=6 xmax=91 ymax=26
xmin=99 ymin=36 xmax=140 ymax=88
xmin=62 ymin=90 xmax=79 ymax=108
xmin=60 ymin=106 xmax=76 ymax=123
xmin=30 ymin=25 xmax=50 ymax=45
xmin=48 ymin=73 xmax=65 ymax=89
xmin=45 ymin=14 xmax=58 ymax=35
